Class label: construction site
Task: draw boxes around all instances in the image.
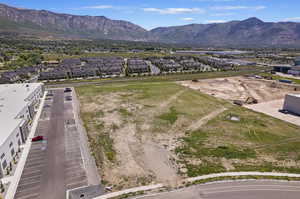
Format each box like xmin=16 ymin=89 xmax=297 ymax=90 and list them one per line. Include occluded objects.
xmin=181 ymin=76 xmax=300 ymax=105
xmin=181 ymin=75 xmax=300 ymax=129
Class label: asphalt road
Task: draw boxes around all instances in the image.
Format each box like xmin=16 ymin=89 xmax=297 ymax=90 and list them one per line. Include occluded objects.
xmin=133 ymin=181 xmax=300 ymax=199
xmin=39 ymin=90 xmax=66 ymax=198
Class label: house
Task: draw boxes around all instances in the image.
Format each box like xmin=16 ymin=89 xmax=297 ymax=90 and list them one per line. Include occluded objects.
xmin=0 ymin=71 xmax=21 ymax=83
xmin=127 ymin=59 xmax=150 ymax=74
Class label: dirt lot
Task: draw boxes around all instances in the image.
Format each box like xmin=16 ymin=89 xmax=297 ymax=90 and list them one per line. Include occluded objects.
xmin=77 ymin=80 xmax=300 ymax=191
xmin=180 ymin=76 xmax=300 ymax=103
xmin=77 ymin=82 xmax=230 ymax=189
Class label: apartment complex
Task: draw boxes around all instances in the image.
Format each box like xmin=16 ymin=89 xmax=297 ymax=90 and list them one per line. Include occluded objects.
xmin=0 ymin=83 xmax=44 ymax=177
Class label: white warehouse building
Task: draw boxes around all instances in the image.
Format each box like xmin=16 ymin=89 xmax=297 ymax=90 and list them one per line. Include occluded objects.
xmin=283 ymin=94 xmax=300 ymax=116
xmin=0 ymin=83 xmax=44 ymax=177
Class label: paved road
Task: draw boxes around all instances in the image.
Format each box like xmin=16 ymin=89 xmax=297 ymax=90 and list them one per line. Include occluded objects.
xmin=39 ymin=90 xmax=66 ymax=198
xmin=132 ymin=181 xmax=300 ymax=199
xmin=14 ymin=89 xmax=88 ymax=199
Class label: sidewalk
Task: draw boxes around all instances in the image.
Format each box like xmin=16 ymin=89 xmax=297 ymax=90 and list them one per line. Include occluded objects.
xmin=92 ymin=171 xmax=300 ymax=199
xmin=5 ymin=92 xmax=47 ymax=199
xmin=94 ymin=184 xmax=164 ymax=199
xmin=71 ymin=87 xmax=101 ymax=186
xmin=187 ymin=171 xmax=300 ymax=182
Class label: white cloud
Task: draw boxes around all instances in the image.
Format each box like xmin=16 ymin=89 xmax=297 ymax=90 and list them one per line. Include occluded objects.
xmin=283 ymin=17 xmax=300 ymax=22
xmin=205 ymin=20 xmax=226 ymax=23
xmin=211 ymin=12 xmax=234 ymax=17
xmin=212 ymin=5 xmax=266 ymax=11
xmin=181 ymin=17 xmax=195 ymax=21
xmin=82 ymin=5 xmax=113 ymax=9
xmin=143 ymin=7 xmax=205 ymax=15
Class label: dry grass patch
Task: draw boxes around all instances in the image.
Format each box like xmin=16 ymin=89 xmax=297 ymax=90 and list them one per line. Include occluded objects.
xmin=76 ymin=80 xmax=300 ymax=190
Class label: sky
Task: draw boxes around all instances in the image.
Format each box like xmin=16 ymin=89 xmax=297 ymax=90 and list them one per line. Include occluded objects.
xmin=1 ymin=0 xmax=300 ymax=30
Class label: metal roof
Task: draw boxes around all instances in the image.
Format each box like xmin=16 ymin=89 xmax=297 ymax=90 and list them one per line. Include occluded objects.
xmin=0 ymin=83 xmax=43 ymax=146
xmin=287 ymin=93 xmax=300 ymax=98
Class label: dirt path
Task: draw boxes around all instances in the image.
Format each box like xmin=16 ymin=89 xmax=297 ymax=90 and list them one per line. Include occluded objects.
xmin=138 ymin=91 xmax=187 ymax=186
xmin=187 ymin=107 xmax=227 ymax=132
xmin=142 ymin=140 xmax=181 ymax=186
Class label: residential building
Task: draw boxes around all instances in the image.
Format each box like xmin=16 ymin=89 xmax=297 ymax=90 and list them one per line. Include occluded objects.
xmin=0 ymin=83 xmax=44 ymax=177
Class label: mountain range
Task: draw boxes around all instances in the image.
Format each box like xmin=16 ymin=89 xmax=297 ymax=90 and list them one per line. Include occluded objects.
xmin=1 ymin=3 xmax=300 ymax=47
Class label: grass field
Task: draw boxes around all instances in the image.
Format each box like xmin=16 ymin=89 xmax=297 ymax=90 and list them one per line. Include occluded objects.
xmin=76 ymin=81 xmax=300 ymax=189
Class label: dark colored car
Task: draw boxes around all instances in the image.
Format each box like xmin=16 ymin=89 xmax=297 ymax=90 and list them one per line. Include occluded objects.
xmin=65 ymin=96 xmax=72 ymax=101
xmin=44 ymin=104 xmax=51 ymax=108
xmin=32 ymin=136 xmax=44 ymax=142
xmin=46 ymin=92 xmax=54 ymax=97
xmin=279 ymin=109 xmax=289 ymax=114
xmin=64 ymin=88 xmax=72 ymax=93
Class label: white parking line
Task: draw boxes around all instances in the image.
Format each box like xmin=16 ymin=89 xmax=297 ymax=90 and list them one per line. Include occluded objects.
xmin=17 ymin=181 xmax=40 ymax=190
xmin=18 ymin=176 xmax=41 ymax=184
xmin=23 ymin=164 xmax=45 ymax=171
xmin=15 ymin=193 xmax=39 ymax=199
xmin=21 ymin=170 xmax=42 ymax=177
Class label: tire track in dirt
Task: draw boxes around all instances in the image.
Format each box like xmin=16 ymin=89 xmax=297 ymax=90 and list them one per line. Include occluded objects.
xmin=138 ymin=90 xmax=187 ymax=186
xmin=187 ymin=107 xmax=227 ymax=132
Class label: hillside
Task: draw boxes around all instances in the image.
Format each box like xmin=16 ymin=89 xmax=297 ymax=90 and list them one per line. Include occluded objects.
xmin=1 ymin=3 xmax=300 ymax=47
xmin=0 ymin=3 xmax=149 ymax=41
xmin=150 ymin=18 xmax=300 ymax=47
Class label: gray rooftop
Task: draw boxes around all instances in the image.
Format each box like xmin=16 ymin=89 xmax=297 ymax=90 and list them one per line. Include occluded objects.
xmin=0 ymin=83 xmax=43 ymax=146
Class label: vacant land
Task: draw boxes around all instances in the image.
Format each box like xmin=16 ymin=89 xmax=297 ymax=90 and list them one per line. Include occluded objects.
xmin=76 ymin=81 xmax=300 ymax=190
xmin=181 ymin=76 xmax=300 ymax=103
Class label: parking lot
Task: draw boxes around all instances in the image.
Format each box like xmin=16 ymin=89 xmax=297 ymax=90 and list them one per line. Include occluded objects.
xmin=246 ymin=99 xmax=300 ymax=127
xmin=14 ymin=89 xmax=88 ymax=199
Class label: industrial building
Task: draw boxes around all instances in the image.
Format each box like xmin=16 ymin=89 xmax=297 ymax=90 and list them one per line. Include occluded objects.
xmin=0 ymin=83 xmax=44 ymax=177
xmin=283 ymin=94 xmax=300 ymax=116
xmin=273 ymin=65 xmax=292 ymax=73
xmin=288 ymin=57 xmax=300 ymax=76
xmin=294 ymin=57 xmax=300 ymax=66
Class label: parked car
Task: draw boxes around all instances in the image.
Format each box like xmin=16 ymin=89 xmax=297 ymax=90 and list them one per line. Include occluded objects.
xmin=44 ymin=104 xmax=51 ymax=108
xmin=64 ymin=88 xmax=72 ymax=92
xmin=279 ymin=109 xmax=289 ymax=114
xmin=65 ymin=96 xmax=72 ymax=101
xmin=32 ymin=136 xmax=44 ymax=142
xmin=46 ymin=91 xmax=54 ymax=96
xmin=105 ymin=186 xmax=113 ymax=191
